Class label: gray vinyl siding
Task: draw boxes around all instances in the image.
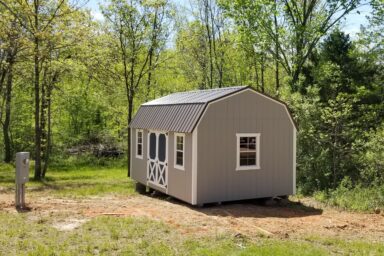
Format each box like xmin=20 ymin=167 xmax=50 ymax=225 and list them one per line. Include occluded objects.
xmin=196 ymin=90 xmax=294 ymax=204
xmin=131 ymin=128 xmax=147 ymax=185
xmin=167 ymin=132 xmax=193 ymax=203
xmin=131 ymin=128 xmax=193 ymax=204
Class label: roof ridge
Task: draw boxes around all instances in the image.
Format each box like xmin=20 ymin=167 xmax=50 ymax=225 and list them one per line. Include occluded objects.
xmin=173 ymin=85 xmax=246 ymax=94
xmin=142 ymin=86 xmax=248 ymax=106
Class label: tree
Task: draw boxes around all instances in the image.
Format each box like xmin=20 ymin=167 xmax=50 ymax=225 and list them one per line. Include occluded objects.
xmin=1 ymin=21 xmax=20 ymax=163
xmin=0 ymin=0 xmax=87 ymax=179
xmin=102 ymin=0 xmax=172 ymax=176
xmin=292 ymin=29 xmax=384 ymax=193
xmin=221 ymin=0 xmax=361 ymax=92
xmin=0 ymin=5 xmax=26 ymax=163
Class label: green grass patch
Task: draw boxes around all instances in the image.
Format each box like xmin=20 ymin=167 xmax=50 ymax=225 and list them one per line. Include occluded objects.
xmin=2 ymin=211 xmax=382 ymax=256
xmin=1 ymin=212 xmax=382 ymax=256
xmin=0 ymin=161 xmax=134 ymax=197
xmin=313 ymin=185 xmax=384 ymax=212
xmin=304 ymin=235 xmax=384 ymax=255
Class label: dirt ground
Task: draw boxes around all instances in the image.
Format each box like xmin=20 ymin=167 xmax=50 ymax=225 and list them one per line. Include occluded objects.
xmin=1 ymin=192 xmax=383 ymax=242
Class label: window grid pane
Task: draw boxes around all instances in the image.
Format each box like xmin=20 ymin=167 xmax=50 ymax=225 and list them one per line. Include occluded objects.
xmin=137 ymin=131 xmax=143 ymax=156
xmin=176 ymin=151 xmax=183 ymax=166
xmin=175 ymin=135 xmax=184 ymax=167
xmin=238 ymin=136 xmax=257 ymax=167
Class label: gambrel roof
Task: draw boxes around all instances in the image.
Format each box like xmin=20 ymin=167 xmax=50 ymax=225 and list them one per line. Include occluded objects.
xmin=130 ymin=86 xmax=297 ymax=133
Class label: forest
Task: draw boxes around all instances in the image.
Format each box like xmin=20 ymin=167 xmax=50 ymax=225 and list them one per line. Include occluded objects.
xmin=0 ymin=0 xmax=383 ymax=202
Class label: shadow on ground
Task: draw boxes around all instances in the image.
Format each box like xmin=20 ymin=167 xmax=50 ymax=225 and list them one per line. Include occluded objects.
xmin=145 ymin=191 xmax=323 ymax=219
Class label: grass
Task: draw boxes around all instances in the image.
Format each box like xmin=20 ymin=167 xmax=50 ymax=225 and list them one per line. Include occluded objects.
xmin=0 ymin=159 xmax=135 ymax=197
xmin=1 ymin=159 xmax=384 ymax=255
xmin=313 ymin=185 xmax=384 ymax=212
xmin=2 ymin=211 xmax=382 ymax=256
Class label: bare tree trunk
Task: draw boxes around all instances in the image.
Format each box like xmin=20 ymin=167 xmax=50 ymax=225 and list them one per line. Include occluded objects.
xmin=42 ymin=73 xmax=54 ymax=178
xmin=332 ymin=125 xmax=339 ymax=189
xmin=33 ymin=0 xmax=42 ymax=179
xmin=204 ymin=0 xmax=214 ymax=88
xmin=274 ymin=0 xmax=280 ymax=94
xmin=260 ymin=55 xmax=265 ymax=93
xmin=0 ymin=68 xmax=6 ymax=95
xmin=3 ymin=60 xmax=13 ymax=163
xmin=127 ymin=91 xmax=134 ymax=177
xmin=40 ymin=68 xmax=47 ymax=176
xmin=253 ymin=55 xmax=259 ymax=90
xmin=42 ymin=88 xmax=51 ymax=177
xmin=209 ymin=3 xmax=224 ymax=88
xmin=145 ymin=8 xmax=158 ymax=101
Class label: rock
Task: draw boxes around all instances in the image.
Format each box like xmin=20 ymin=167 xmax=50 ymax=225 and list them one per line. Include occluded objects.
xmin=234 ymin=233 xmax=243 ymax=238
xmin=337 ymin=224 xmax=348 ymax=229
xmin=374 ymin=208 xmax=380 ymax=214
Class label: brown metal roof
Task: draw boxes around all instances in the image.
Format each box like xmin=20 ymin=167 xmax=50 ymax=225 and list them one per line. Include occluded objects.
xmin=130 ymin=104 xmax=206 ymax=133
xmin=130 ymin=86 xmax=297 ymax=133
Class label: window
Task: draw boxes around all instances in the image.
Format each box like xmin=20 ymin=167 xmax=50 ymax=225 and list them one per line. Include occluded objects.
xmin=136 ymin=130 xmax=143 ymax=159
xmin=236 ymin=133 xmax=260 ymax=170
xmin=174 ymin=133 xmax=185 ymax=170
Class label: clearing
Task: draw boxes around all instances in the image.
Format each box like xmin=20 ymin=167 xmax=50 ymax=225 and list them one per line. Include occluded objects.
xmin=1 ymin=193 xmax=383 ymax=241
xmin=0 ymin=163 xmax=383 ymax=255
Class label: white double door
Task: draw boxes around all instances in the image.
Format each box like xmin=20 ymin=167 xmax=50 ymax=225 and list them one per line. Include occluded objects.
xmin=147 ymin=131 xmax=168 ymax=189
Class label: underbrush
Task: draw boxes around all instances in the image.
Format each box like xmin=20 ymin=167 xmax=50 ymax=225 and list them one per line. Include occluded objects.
xmin=313 ymin=185 xmax=384 ymax=212
xmin=49 ymin=153 xmax=128 ymax=169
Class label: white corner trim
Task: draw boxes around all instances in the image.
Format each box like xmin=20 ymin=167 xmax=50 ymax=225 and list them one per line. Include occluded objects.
xmin=293 ymin=128 xmax=297 ymax=194
xmin=130 ymin=127 xmax=133 ymax=177
xmin=174 ymin=133 xmax=185 ymax=171
xmin=191 ymin=129 xmax=198 ymax=205
xmin=236 ymin=133 xmax=261 ymax=171
xmin=135 ymin=129 xmax=144 ymax=159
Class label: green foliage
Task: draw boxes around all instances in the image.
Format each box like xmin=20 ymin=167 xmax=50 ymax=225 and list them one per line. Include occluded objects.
xmin=292 ymin=29 xmax=384 ymax=194
xmin=358 ymin=124 xmax=384 ymax=185
xmin=0 ymin=0 xmax=383 ymax=210
xmin=314 ymin=183 xmax=384 ymax=212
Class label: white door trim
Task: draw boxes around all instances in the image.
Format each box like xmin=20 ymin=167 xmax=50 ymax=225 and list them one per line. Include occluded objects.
xmin=147 ymin=130 xmax=168 ymax=192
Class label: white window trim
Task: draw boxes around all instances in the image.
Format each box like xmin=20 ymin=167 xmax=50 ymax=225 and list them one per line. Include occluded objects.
xmin=136 ymin=129 xmax=143 ymax=159
xmin=174 ymin=133 xmax=185 ymax=171
xmin=236 ymin=133 xmax=260 ymax=171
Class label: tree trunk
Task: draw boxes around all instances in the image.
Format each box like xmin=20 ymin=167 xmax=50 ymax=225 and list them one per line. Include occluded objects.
xmin=145 ymin=8 xmax=158 ymax=101
xmin=274 ymin=0 xmax=280 ymax=94
xmin=40 ymin=68 xmax=47 ymax=176
xmin=126 ymin=52 xmax=135 ymax=177
xmin=34 ymin=0 xmax=42 ymax=180
xmin=204 ymin=0 xmax=214 ymax=89
xmin=260 ymin=55 xmax=265 ymax=93
xmin=3 ymin=60 xmax=13 ymax=163
xmin=253 ymin=55 xmax=259 ymax=90
xmin=42 ymin=83 xmax=52 ymax=178
xmin=127 ymin=96 xmax=133 ymax=177
xmin=145 ymin=50 xmax=153 ymax=101
xmin=291 ymin=70 xmax=300 ymax=92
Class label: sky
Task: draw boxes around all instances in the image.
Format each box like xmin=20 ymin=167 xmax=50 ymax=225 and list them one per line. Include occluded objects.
xmin=84 ymin=0 xmax=372 ymax=37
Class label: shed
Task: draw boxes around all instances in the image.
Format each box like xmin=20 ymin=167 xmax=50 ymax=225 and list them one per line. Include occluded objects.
xmin=129 ymin=86 xmax=297 ymax=205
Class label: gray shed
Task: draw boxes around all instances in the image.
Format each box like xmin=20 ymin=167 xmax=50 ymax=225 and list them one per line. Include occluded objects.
xmin=129 ymin=86 xmax=297 ymax=205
